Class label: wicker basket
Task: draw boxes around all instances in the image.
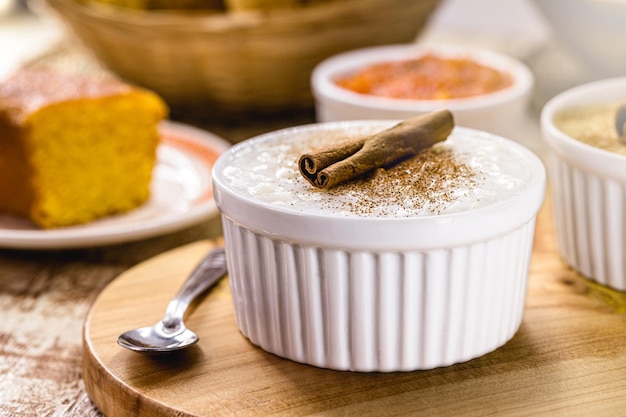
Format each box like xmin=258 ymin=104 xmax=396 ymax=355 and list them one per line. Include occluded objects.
xmin=44 ymin=0 xmax=441 ymax=113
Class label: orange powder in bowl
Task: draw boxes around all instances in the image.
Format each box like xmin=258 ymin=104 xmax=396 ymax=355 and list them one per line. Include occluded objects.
xmin=335 ymin=54 xmax=514 ymax=100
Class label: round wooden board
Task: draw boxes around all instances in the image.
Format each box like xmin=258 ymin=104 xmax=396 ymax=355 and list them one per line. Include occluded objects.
xmin=83 ymin=201 xmax=626 ymax=417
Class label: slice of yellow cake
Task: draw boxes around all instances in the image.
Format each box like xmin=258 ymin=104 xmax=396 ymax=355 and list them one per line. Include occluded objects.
xmin=0 ymin=69 xmax=168 ymax=228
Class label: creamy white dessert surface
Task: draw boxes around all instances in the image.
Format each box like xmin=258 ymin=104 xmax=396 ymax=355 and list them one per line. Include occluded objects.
xmin=222 ymin=125 xmax=536 ymax=218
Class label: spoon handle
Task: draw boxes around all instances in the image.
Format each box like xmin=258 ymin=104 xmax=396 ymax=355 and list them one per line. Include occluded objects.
xmin=617 ymin=104 xmax=626 ymax=141
xmin=162 ymin=247 xmax=227 ymax=330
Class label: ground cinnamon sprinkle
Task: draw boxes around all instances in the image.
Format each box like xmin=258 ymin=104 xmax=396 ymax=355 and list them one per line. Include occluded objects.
xmin=335 ymin=54 xmax=513 ymax=100
xmin=222 ymin=124 xmax=531 ymax=218
xmin=322 ymin=146 xmax=479 ymax=216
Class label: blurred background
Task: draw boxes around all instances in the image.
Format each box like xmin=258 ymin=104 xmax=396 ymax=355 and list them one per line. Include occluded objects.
xmin=0 ymin=0 xmax=593 ymax=109
xmin=0 ymin=0 xmax=620 ymax=121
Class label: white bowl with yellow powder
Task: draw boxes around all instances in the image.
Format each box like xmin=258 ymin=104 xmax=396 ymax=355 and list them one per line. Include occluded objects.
xmin=541 ymin=77 xmax=626 ymax=291
xmin=212 ymin=120 xmax=546 ymax=372
xmin=311 ymin=44 xmax=534 ymax=144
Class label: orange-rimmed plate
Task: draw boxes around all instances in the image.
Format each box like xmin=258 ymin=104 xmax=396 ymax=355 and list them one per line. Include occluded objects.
xmin=0 ymin=121 xmax=231 ymax=249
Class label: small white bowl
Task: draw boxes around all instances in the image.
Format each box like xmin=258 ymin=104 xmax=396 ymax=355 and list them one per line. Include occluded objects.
xmin=541 ymin=77 xmax=626 ymax=291
xmin=212 ymin=121 xmax=546 ymax=372
xmin=311 ymin=44 xmax=534 ymax=143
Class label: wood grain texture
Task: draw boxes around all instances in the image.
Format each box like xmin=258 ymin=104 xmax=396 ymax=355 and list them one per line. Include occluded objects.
xmin=0 ymin=214 xmax=224 ymax=417
xmin=82 ymin=196 xmax=626 ymax=417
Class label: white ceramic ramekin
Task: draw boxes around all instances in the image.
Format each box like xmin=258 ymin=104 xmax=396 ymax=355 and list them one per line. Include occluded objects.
xmin=311 ymin=44 xmax=534 ymax=143
xmin=212 ymin=122 xmax=546 ymax=372
xmin=541 ymin=77 xmax=626 ymax=291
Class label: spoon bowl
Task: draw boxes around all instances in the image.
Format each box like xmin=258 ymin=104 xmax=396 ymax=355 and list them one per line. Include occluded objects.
xmin=117 ymin=322 xmax=199 ymax=352
xmin=117 ymin=246 xmax=227 ymax=353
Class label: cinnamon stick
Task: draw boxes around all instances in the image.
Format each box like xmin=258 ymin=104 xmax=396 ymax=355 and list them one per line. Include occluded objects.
xmin=299 ymin=109 xmax=454 ymax=189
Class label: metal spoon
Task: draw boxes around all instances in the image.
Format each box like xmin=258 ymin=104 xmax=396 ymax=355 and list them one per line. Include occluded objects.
xmin=616 ymin=104 xmax=626 ymax=143
xmin=117 ymin=246 xmax=227 ymax=353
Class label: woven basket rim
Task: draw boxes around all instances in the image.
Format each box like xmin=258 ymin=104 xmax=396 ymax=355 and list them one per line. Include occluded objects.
xmin=44 ymin=0 xmax=425 ymax=31
xmin=39 ymin=0 xmax=441 ymax=110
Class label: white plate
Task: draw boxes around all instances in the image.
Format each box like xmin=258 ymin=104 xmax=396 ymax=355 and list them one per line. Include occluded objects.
xmin=0 ymin=121 xmax=231 ymax=249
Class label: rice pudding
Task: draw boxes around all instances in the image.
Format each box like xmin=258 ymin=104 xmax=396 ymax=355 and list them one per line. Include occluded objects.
xmin=540 ymin=77 xmax=626 ymax=291
xmin=212 ymin=119 xmax=545 ymax=372
xmin=553 ymin=101 xmax=626 ymax=156
xmin=220 ymin=122 xmax=535 ymax=217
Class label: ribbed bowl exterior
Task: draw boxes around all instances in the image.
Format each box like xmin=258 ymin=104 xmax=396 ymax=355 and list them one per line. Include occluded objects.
xmin=541 ymin=77 xmax=626 ymax=291
xmin=548 ymin=153 xmax=626 ymax=290
xmin=222 ymin=217 xmax=536 ymax=372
